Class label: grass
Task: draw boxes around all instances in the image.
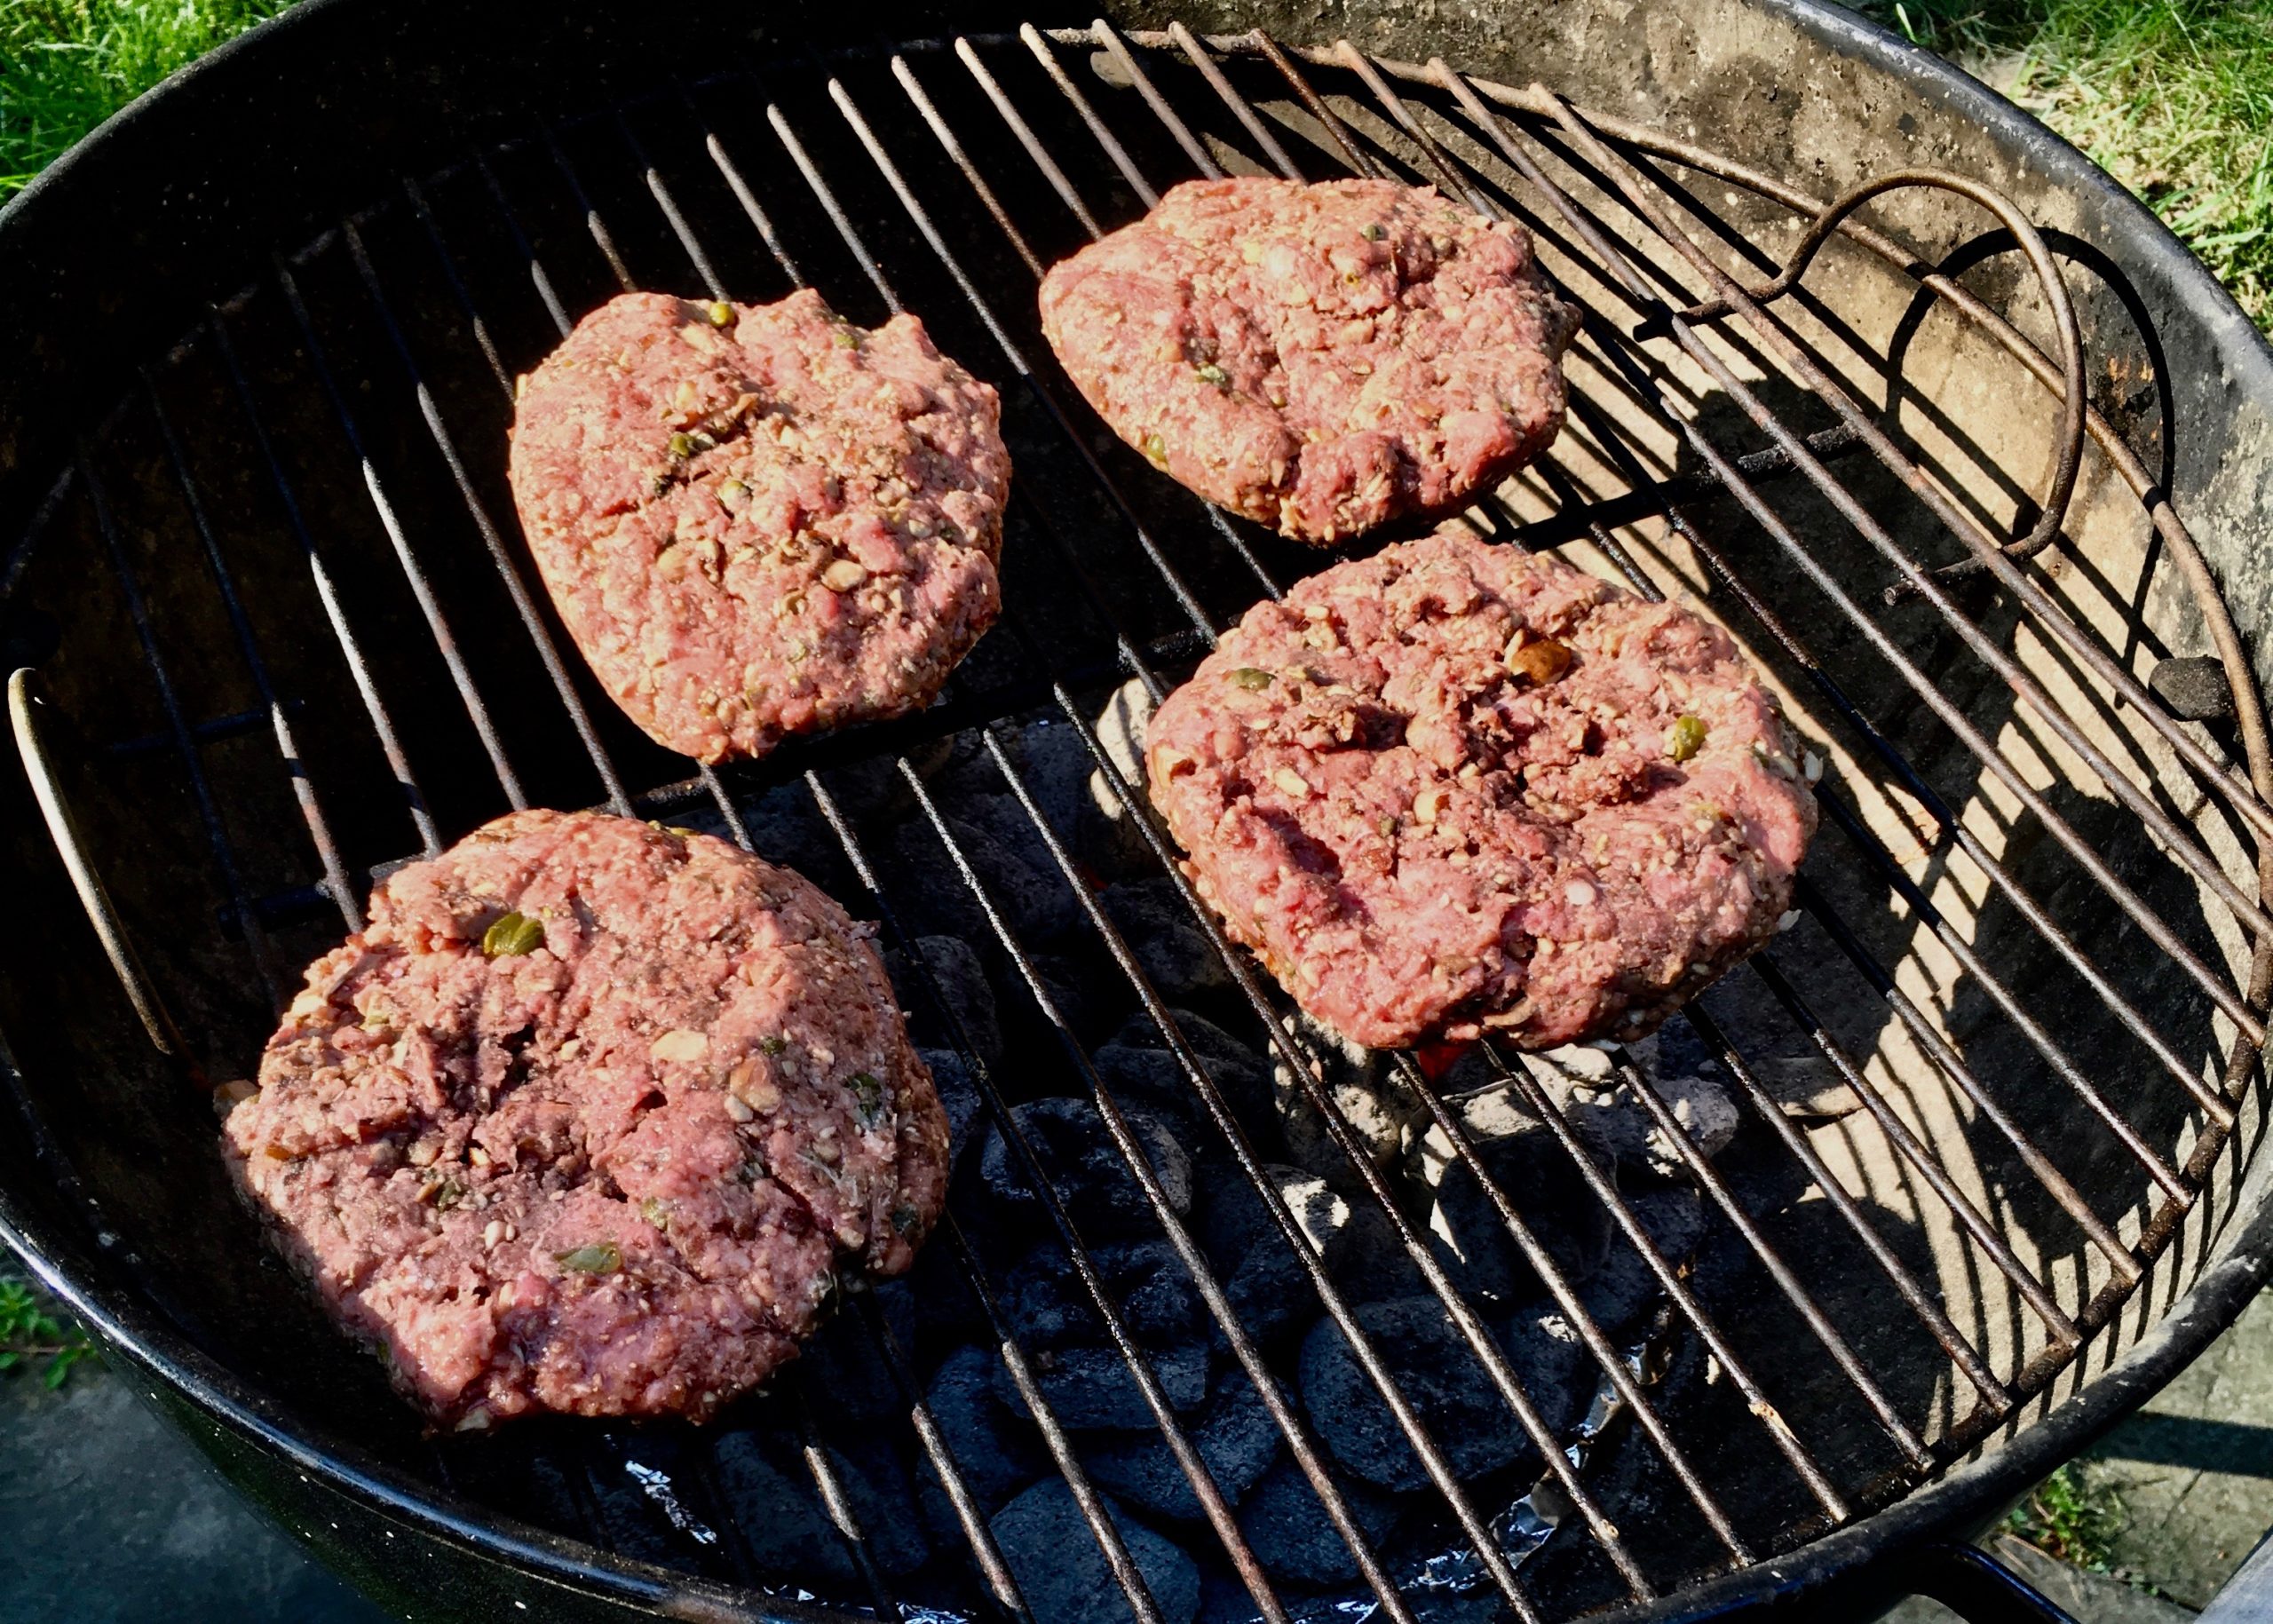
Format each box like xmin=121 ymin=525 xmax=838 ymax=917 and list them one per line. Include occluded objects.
xmin=3 ymin=0 xmax=2268 ymax=329
xmin=1863 ymin=0 xmax=2273 ymax=327
xmin=0 ymin=0 xmax=291 ymax=197
xmin=0 ymin=1275 xmax=94 ymax=1390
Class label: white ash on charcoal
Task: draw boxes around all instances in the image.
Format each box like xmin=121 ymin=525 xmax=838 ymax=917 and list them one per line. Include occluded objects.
xmin=996 ymin=1340 xmax=1215 ymax=1430
xmin=713 ymin=1428 xmax=931 ymax=1583
xmin=1235 ymin=1456 xmax=1403 ymax=1588
xmin=1100 ymin=877 xmax=1234 ymax=1002
xmin=1299 ymin=1296 xmax=1547 ymax=1493
xmin=981 ymin=1097 xmax=1193 ymax=1239
xmin=922 ymin=1345 xmax=1046 ymax=1513
xmin=1081 ymin=1369 xmax=1284 ymax=1523
xmin=1082 ymin=678 xmax=1158 ymax=878
xmin=1409 ymin=1082 xmax=1615 ymax=1307
xmin=1580 ymin=1028 xmax=1741 ymax=1181
xmin=1272 ymin=1010 xmax=1424 ymax=1199
xmin=1198 ymin=1165 xmax=1351 ymax=1346
xmin=1005 ymin=1240 xmax=1205 ymax=1351
xmin=1094 ymin=1010 xmax=1278 ymax=1147
xmin=993 ymin=1479 xmax=1202 ymax=1624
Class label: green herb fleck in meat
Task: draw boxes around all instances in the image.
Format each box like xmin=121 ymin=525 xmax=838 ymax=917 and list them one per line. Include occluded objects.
xmin=1194 ymin=361 xmax=1230 ymax=388
xmin=1229 ymin=667 xmax=1274 ymax=692
xmin=481 ymin=912 xmax=544 ymax=958
xmin=758 ymin=1034 xmax=788 ymax=1056
xmin=639 ymin=1198 xmax=670 ymax=1231
xmin=668 ymin=432 xmax=694 ymax=460
xmin=1667 ymin=715 xmax=1708 ymax=764
xmin=1360 ymin=221 xmax=1383 ymax=241
xmin=849 ymin=1071 xmax=888 ymax=1129
xmin=832 ymin=328 xmax=860 ymax=350
xmin=1142 ymin=432 xmax=1168 ymax=468
xmin=707 ymin=300 xmax=736 ymax=328
xmin=555 ymin=1242 xmax=622 ymax=1275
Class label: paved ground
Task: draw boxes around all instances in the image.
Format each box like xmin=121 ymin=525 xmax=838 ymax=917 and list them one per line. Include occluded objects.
xmin=2 ymin=1269 xmax=2264 ymax=1619
xmin=0 ymin=1320 xmax=384 ymax=1623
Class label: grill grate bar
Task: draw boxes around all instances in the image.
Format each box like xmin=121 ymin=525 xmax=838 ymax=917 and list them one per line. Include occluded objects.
xmin=807 ymin=760 xmax=1222 ymax=1624
xmin=1413 ymin=59 xmax=2267 ymax=1061
xmin=407 ymin=147 xmax=1082 ymax=1610
xmin=1488 ymin=1044 xmax=1852 ymax=1516
xmin=897 ymin=757 xmax=1322 ymax=1624
xmin=1016 ymin=17 xmax=2032 ymax=1522
xmin=1351 ymin=49 xmax=2273 ymax=994
xmin=78 ymin=453 xmax=284 ymax=1010
xmin=1511 ymin=98 xmax=2273 ymax=994
xmin=1018 ymin=24 xmax=1157 ymax=207
xmin=575 ymin=108 xmax=1315 ymax=1622
xmin=793 ymin=1391 xmax=904 ymax=1617
xmin=205 ymin=308 xmax=442 ymax=856
xmin=1594 ymin=1036 xmax=1940 ymax=1472
xmin=1683 ymin=1001 xmax=2015 ymax=1414
xmin=140 ymin=376 xmax=364 ymax=933
xmin=1812 ymin=790 xmax=2193 ymax=1191
xmin=852 ymin=1288 xmax=1036 ymax=1620
xmin=686 ymin=78 xmax=1568 ymax=1612
xmin=1329 ymin=59 xmax=2213 ymax=1220
xmin=341 ymin=217 xmax=638 ymax=820
xmin=815 ymin=47 xmax=1765 ymax=1574
xmin=1795 ymin=870 xmax=2154 ymax=1270
xmin=19 ymin=19 xmax=2269 ymax=1620
xmin=272 ymin=259 xmax=529 ymax=812
xmin=1752 ymin=949 xmax=2085 ymax=1346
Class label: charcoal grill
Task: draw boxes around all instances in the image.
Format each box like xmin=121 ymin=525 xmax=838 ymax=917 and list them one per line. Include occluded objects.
xmin=4 ymin=0 xmax=2272 ymax=1619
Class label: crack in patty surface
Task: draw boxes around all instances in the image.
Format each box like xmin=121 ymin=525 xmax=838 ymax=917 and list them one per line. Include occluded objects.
xmin=1144 ymin=527 xmax=1817 ymax=1050
xmin=221 ymin=810 xmax=949 ymax=1427
xmin=1040 ymin=177 xmax=1574 ymax=543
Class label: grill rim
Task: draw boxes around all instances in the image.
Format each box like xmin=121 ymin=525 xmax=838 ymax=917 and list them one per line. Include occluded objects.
xmin=4 ymin=0 xmax=2273 ymax=1618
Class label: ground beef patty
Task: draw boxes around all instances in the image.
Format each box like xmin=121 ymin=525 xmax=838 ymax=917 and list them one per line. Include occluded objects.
xmin=1145 ymin=527 xmax=1816 ymax=1050
xmin=221 ymin=809 xmax=949 ymax=1427
xmin=510 ymin=289 xmax=1010 ymax=763
xmin=1039 ymin=178 xmax=1574 ymax=543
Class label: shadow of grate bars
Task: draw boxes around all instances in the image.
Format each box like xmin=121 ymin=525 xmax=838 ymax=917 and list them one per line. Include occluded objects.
xmin=8 ymin=17 xmax=2269 ymax=1624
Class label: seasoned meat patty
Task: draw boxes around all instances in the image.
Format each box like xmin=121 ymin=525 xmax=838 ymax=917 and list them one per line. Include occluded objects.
xmin=1039 ymin=178 xmax=1574 ymax=543
xmin=1144 ymin=527 xmax=1816 ymax=1050
xmin=221 ymin=810 xmax=949 ymax=1427
xmin=510 ymin=289 xmax=1011 ymax=764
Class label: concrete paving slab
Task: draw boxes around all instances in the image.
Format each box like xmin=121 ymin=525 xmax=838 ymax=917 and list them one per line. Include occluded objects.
xmin=0 ymin=1342 xmax=385 ymax=1624
xmin=2078 ymin=1289 xmax=2273 ymax=1610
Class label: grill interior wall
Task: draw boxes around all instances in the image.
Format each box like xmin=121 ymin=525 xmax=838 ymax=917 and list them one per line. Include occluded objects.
xmin=0 ymin=20 xmax=2261 ymax=1624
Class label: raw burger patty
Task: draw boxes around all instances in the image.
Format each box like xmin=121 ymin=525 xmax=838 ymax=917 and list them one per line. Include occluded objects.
xmin=1039 ymin=178 xmax=1574 ymax=543
xmin=221 ymin=809 xmax=949 ymax=1427
xmin=1145 ymin=526 xmax=1816 ymax=1050
xmin=510 ymin=289 xmax=1011 ymax=763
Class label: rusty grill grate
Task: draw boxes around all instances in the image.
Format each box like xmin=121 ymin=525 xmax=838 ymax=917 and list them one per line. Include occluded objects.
xmin=6 ymin=20 xmax=2271 ymax=1624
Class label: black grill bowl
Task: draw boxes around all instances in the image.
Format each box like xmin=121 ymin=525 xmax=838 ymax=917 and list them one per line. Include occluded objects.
xmin=3 ymin=1 xmax=2271 ymax=1620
